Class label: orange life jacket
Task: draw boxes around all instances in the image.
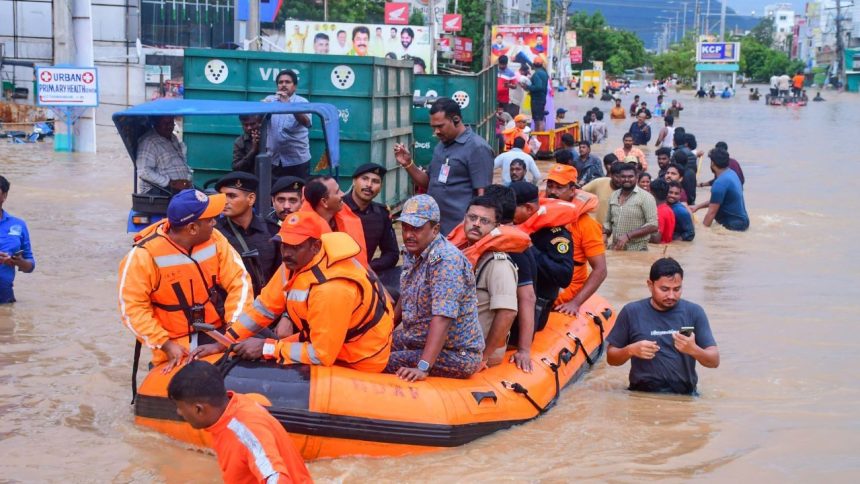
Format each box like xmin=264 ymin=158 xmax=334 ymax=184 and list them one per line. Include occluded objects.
xmin=228 ymin=232 xmax=393 ymax=372
xmin=119 ymin=220 xmax=253 ymax=362
xmin=518 ymin=195 xmax=598 ymax=234
xmin=503 ymin=127 xmax=530 ymax=153
xmin=448 ymin=224 xmax=532 ymax=268
xmin=300 ymin=202 xmax=369 ymax=267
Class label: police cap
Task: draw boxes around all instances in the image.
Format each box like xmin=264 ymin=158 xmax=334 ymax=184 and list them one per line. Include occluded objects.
xmin=270 ymin=176 xmax=305 ymax=196
xmin=215 ymin=171 xmax=259 ymax=193
xmin=352 ymin=163 xmax=387 ymax=179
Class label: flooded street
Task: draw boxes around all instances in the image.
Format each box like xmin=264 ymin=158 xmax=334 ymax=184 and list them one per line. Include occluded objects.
xmin=2 ymin=87 xmax=859 ymax=481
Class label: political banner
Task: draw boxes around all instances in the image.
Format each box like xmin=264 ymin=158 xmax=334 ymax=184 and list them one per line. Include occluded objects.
xmin=696 ymin=42 xmax=741 ymax=62
xmin=36 ymin=67 xmax=99 ymax=107
xmin=285 ymin=20 xmax=432 ymax=73
xmin=385 ymin=3 xmax=410 ymax=25
xmin=490 ymin=24 xmax=552 ymax=73
xmin=565 ymin=31 xmax=577 ymax=47
xmin=569 ymin=46 xmax=583 ymax=64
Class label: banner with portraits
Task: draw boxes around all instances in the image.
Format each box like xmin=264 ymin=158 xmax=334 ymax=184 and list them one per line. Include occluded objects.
xmin=284 ymin=20 xmax=433 ymax=74
xmin=490 ymin=24 xmax=552 ymax=74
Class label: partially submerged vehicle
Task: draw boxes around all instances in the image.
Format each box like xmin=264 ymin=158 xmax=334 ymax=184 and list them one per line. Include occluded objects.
xmin=112 ymin=99 xmax=341 ymax=232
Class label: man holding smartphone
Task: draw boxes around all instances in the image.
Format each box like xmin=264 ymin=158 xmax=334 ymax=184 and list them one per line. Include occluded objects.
xmin=606 ymin=258 xmax=719 ymax=394
xmin=263 ymin=69 xmax=312 ymax=180
xmin=0 ymin=176 xmax=35 ymax=303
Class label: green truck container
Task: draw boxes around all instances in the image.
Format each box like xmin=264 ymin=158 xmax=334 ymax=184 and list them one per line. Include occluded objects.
xmin=182 ymin=48 xmax=414 ymax=206
xmin=412 ymin=65 xmax=498 ymax=166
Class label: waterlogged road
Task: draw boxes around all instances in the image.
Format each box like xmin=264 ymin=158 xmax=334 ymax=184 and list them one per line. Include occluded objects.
xmin=1 ymin=87 xmax=859 ymax=481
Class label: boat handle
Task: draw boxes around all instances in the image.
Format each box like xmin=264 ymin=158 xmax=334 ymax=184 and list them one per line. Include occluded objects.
xmin=471 ymin=391 xmax=498 ymax=405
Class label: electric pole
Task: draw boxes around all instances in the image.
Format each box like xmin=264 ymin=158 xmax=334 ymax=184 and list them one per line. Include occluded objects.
xmin=835 ymin=0 xmax=845 ymax=87
xmin=483 ymin=0 xmax=493 ymax=68
xmin=719 ymin=0 xmax=727 ymax=40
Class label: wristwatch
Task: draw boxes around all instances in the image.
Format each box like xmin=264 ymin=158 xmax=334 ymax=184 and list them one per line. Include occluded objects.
xmin=417 ymin=359 xmax=431 ymax=372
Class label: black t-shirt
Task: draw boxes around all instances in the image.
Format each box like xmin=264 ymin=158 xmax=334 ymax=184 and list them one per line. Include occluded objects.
xmin=509 ymin=250 xmax=536 ymax=287
xmin=607 ymin=298 xmax=716 ymax=394
xmin=529 ymin=226 xmax=574 ymax=302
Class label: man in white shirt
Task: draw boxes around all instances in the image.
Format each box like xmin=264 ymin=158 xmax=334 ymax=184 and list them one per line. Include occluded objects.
xmin=494 ymin=137 xmax=541 ymax=186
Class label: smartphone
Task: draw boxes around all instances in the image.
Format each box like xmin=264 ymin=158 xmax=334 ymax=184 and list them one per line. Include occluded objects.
xmin=12 ymin=250 xmax=24 ymax=258
xmin=679 ymin=326 xmax=695 ymax=337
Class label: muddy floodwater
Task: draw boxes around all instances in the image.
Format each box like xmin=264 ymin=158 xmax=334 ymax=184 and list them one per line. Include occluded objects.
xmin=1 ymin=87 xmax=859 ymax=482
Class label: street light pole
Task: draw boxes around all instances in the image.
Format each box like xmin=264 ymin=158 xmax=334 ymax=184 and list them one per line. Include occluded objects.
xmin=719 ymin=0 xmax=727 ymax=40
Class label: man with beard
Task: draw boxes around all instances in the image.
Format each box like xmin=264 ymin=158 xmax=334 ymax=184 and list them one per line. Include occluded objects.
xmin=399 ymin=27 xmax=415 ymax=57
xmin=628 ymin=111 xmax=651 ymax=146
xmin=613 ymin=133 xmax=647 ymax=171
xmin=343 ymin=163 xmax=399 ymax=273
xmin=576 ymin=140 xmax=604 ymax=185
xmin=607 ymin=258 xmax=719 ymax=394
xmin=265 ymin=176 xmax=305 ymax=236
xmin=667 ymin=181 xmax=695 ymax=241
xmin=543 ymin=164 xmax=607 ymax=317
xmin=232 ymin=115 xmax=262 ymax=173
xmin=215 ymin=172 xmax=280 ymax=296
xmin=603 ymin=162 xmax=658 ymax=251
xmin=655 ymin=147 xmax=672 ymax=179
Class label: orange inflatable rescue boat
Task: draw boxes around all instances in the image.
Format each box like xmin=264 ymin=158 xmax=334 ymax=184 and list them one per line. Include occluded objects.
xmin=134 ymin=298 xmax=615 ymax=460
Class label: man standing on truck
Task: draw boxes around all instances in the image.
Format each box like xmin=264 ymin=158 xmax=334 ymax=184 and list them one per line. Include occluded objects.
xmin=263 ymin=70 xmax=312 ymax=180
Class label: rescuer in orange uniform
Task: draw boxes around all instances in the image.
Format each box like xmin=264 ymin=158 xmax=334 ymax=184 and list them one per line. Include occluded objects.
xmin=168 ymin=361 xmax=313 ymax=484
xmin=502 ymin=114 xmax=532 ymax=153
xmin=118 ymin=189 xmax=253 ymax=373
xmin=193 ymin=211 xmax=393 ymax=372
xmin=542 ymin=164 xmax=608 ymax=316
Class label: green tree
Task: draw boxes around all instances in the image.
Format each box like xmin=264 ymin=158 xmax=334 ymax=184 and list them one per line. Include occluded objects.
xmin=566 ymin=11 xmax=645 ymax=74
xmin=274 ymin=0 xmax=385 ymax=26
xmin=651 ymin=34 xmax=696 ymax=81
xmin=749 ymin=17 xmax=775 ymax=49
xmin=408 ymin=9 xmax=425 ymax=26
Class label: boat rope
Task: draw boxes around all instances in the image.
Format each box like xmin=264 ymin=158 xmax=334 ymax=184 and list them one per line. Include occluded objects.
xmin=214 ymin=344 xmax=240 ymax=378
xmin=503 ymin=345 xmax=576 ymax=415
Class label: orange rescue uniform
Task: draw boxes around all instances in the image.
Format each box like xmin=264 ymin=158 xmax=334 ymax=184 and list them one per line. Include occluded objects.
xmin=207 ymin=391 xmax=313 ymax=484
xmin=226 ymin=232 xmax=393 ymax=372
xmin=502 ymin=127 xmax=530 ymax=153
xmin=447 ymin=224 xmax=532 ymax=267
xmin=300 ymin=202 xmax=369 ymax=267
xmin=118 ymin=221 xmax=253 ymax=364
xmin=553 ymin=192 xmax=605 ymax=305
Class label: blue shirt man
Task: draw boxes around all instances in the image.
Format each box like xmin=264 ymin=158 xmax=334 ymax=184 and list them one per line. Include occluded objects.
xmin=667 ymin=182 xmax=694 ymax=241
xmin=694 ymin=148 xmax=749 ymax=231
xmin=0 ymin=176 xmax=36 ymax=303
xmin=263 ymin=70 xmax=312 ymax=179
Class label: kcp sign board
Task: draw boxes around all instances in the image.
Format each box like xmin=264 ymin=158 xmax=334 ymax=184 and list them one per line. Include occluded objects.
xmin=36 ymin=67 xmax=99 ymax=107
xmin=696 ymin=42 xmax=741 ymax=62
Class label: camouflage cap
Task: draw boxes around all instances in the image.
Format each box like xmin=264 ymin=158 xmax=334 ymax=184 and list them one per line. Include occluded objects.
xmin=397 ymin=194 xmax=440 ymax=227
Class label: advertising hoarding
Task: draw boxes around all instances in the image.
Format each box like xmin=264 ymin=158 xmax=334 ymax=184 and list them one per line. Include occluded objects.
xmin=490 ymin=24 xmax=551 ymax=72
xmin=453 ymin=36 xmax=473 ymax=62
xmin=569 ymin=47 xmax=583 ymax=64
xmin=696 ymin=42 xmax=741 ymax=62
xmin=285 ymin=20 xmax=432 ymax=73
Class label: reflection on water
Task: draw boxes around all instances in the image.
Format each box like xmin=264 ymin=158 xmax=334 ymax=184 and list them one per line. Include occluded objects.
xmin=1 ymin=87 xmax=859 ymax=481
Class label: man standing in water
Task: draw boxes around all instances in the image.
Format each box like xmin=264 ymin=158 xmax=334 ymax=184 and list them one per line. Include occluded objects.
xmin=0 ymin=176 xmax=35 ymax=303
xmin=692 ymin=148 xmax=750 ymax=231
xmin=607 ymin=258 xmax=719 ymax=394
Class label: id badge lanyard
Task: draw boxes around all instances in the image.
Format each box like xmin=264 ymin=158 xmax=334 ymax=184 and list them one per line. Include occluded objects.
xmin=438 ymin=157 xmax=450 ymax=184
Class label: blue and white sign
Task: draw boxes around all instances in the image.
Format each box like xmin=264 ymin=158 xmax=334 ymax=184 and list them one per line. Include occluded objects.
xmin=36 ymin=67 xmax=99 ymax=107
xmin=696 ymin=42 xmax=741 ymax=63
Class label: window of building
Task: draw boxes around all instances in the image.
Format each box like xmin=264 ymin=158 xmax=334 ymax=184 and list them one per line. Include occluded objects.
xmin=141 ymin=0 xmax=235 ymax=48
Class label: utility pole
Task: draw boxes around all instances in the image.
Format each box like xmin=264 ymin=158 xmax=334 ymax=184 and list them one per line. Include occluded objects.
xmin=483 ymin=0 xmax=493 ymax=68
xmin=835 ymin=0 xmax=845 ymax=87
xmin=693 ymin=1 xmax=700 ymax=39
xmin=675 ymin=10 xmax=680 ymax=43
xmin=248 ymin=0 xmax=259 ymax=51
xmin=704 ymin=0 xmax=711 ymax=36
xmin=719 ymin=0 xmax=727 ymax=40
xmin=681 ymin=2 xmax=689 ymax=40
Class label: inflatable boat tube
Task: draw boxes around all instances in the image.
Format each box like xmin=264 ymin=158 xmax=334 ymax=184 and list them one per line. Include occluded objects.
xmin=133 ymin=295 xmax=615 ymax=460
